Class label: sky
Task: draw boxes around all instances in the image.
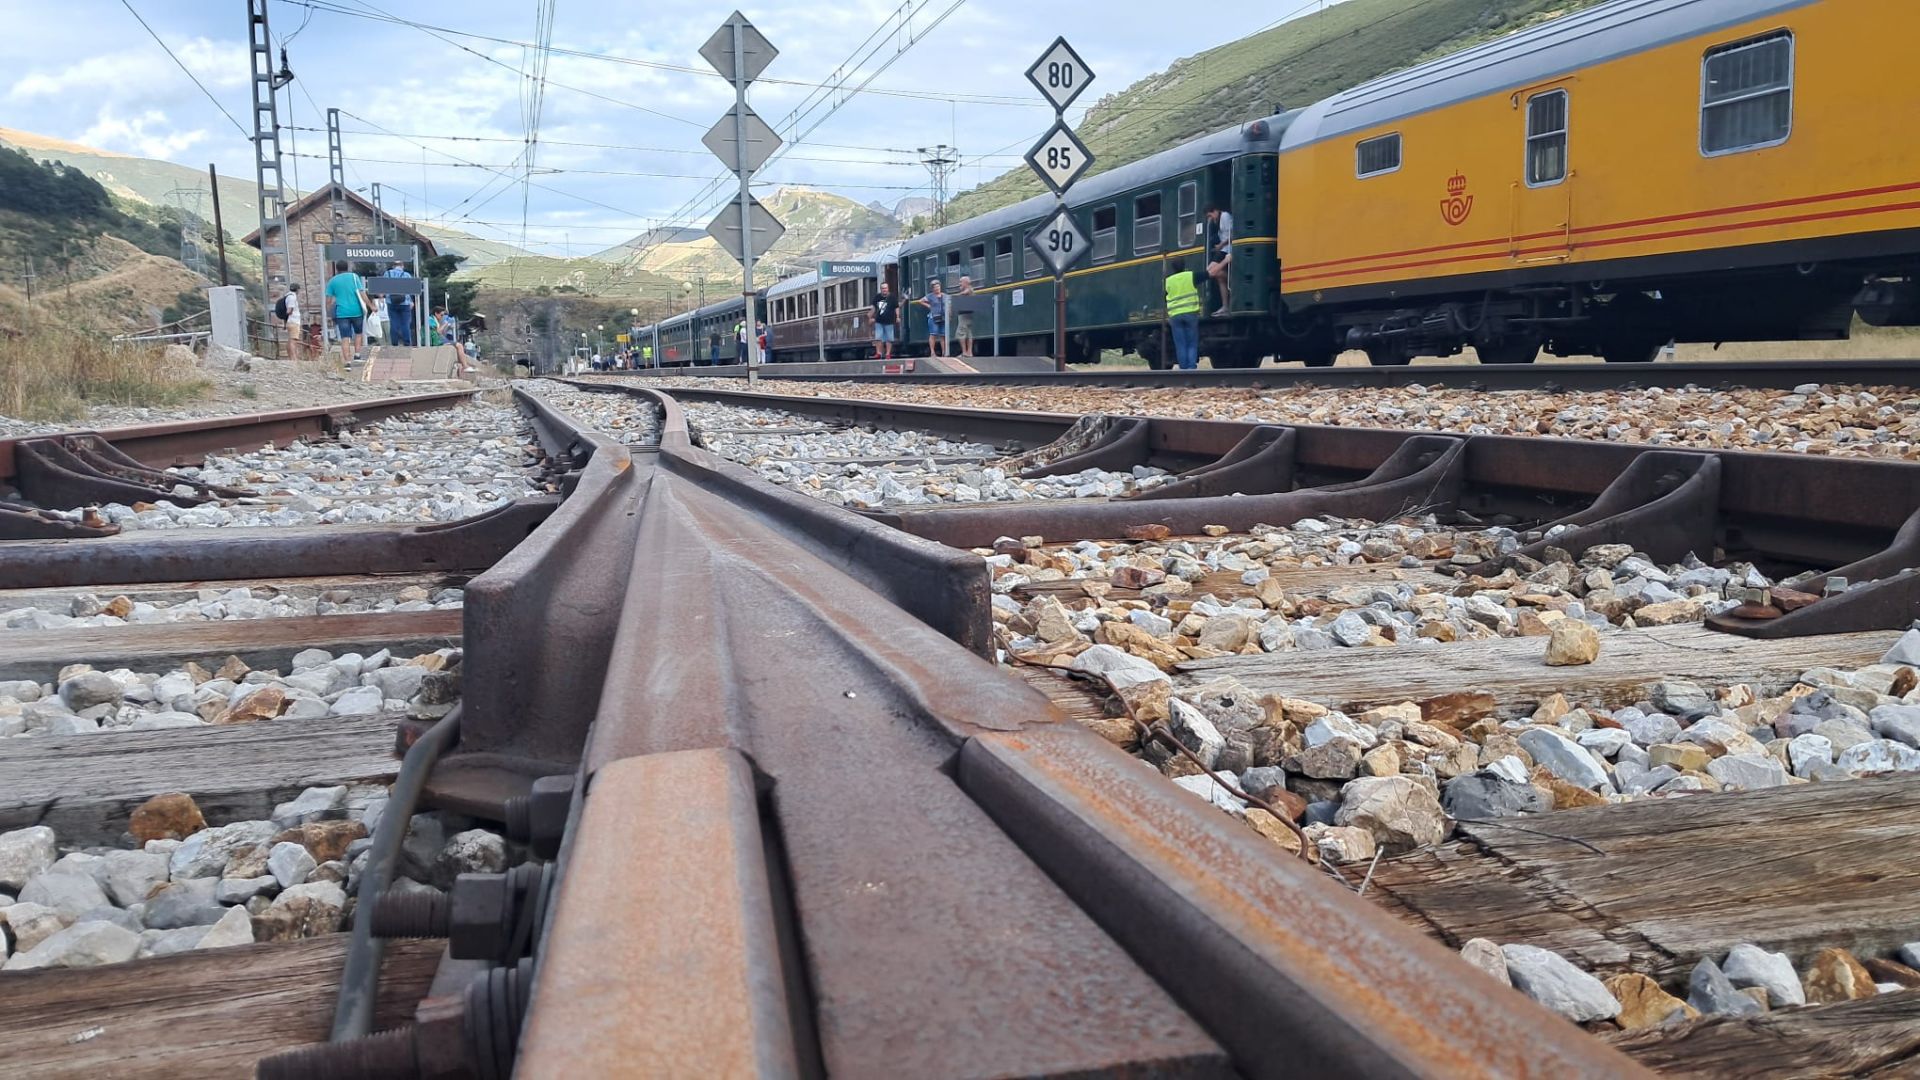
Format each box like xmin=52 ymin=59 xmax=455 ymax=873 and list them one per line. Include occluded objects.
xmin=2 ymin=0 xmax=1333 ymax=257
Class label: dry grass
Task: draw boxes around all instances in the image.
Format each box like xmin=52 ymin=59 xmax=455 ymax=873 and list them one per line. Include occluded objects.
xmin=0 ymin=328 xmax=210 ymax=423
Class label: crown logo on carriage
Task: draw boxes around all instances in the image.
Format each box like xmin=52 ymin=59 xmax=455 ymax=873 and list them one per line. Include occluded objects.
xmin=1441 ymin=173 xmax=1474 ymax=226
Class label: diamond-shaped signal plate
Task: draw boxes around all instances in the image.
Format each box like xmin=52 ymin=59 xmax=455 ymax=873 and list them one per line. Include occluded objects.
xmin=1025 ymin=36 xmax=1095 ymax=112
xmin=707 ymin=197 xmax=785 ymax=262
xmin=700 ymin=12 xmax=778 ymax=83
xmin=1025 ymin=122 xmax=1094 ymax=197
xmin=1025 ymin=207 xmax=1090 ymax=278
xmin=703 ymin=106 xmax=782 ymax=173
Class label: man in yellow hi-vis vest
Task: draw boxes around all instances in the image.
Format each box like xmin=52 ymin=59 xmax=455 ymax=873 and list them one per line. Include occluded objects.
xmin=641 ymin=343 xmax=653 ymax=367
xmin=1164 ymin=257 xmax=1203 ymax=370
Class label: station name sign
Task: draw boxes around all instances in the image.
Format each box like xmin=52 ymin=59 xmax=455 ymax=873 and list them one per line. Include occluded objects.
xmin=819 ymin=260 xmax=878 ymax=278
xmin=323 ymin=243 xmax=418 ymax=262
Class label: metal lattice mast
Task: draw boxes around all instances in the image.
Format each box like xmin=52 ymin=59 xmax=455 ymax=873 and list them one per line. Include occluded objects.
xmin=919 ymin=144 xmax=958 ymax=227
xmin=371 ymin=182 xmax=387 ymax=244
xmin=247 ymin=0 xmax=289 ymax=306
xmin=327 ymin=108 xmax=346 ymax=240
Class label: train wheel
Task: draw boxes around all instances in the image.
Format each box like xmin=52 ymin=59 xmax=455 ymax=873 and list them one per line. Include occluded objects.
xmin=1599 ymin=293 xmax=1664 ymax=363
xmin=1477 ymin=338 xmax=1539 ymax=365
xmin=1363 ymin=343 xmax=1411 ymax=367
xmin=1286 ymin=342 xmax=1338 ymax=367
xmin=1601 ymin=339 xmax=1662 ymax=364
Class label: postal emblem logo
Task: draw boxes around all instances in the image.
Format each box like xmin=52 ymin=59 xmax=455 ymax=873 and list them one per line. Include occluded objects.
xmin=1441 ymin=173 xmax=1474 ymax=226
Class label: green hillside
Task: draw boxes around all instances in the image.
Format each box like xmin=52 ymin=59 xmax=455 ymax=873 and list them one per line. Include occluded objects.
xmin=941 ymin=0 xmax=1609 ymax=222
xmin=0 ymin=128 xmax=534 ymax=270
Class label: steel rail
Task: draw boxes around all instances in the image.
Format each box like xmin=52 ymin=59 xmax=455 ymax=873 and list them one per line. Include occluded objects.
xmin=622 ymin=383 xmax=1920 ymax=570
xmin=480 ymin=386 xmax=1650 ymax=1078
xmin=605 ymin=356 xmax=1920 ymax=391
xmin=0 ymin=389 xmax=479 ymax=488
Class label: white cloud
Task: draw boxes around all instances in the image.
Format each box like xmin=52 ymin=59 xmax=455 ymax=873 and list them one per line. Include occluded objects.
xmin=79 ymin=107 xmax=210 ymax=159
xmin=7 ymin=37 xmax=246 ymax=101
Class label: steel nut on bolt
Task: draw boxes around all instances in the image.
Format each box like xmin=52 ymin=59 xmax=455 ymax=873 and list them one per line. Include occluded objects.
xmin=450 ymin=872 xmax=514 ymax=962
xmin=504 ymin=774 xmax=576 ymax=860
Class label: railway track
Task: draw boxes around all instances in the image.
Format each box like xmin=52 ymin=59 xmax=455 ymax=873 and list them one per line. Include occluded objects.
xmin=609 ymin=356 xmax=1920 ymax=392
xmin=1 ymin=378 xmax=1917 ymax=1077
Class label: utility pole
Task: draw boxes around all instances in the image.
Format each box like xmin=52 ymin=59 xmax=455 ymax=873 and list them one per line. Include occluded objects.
xmin=919 ymin=144 xmax=959 ymax=227
xmin=247 ymin=1 xmax=291 ymax=308
xmin=208 ymin=164 xmax=230 ymax=286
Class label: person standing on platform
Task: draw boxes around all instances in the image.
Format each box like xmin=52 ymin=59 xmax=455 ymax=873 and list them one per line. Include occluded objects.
xmin=871 ymin=282 xmax=900 ymax=360
xmin=383 ymin=262 xmax=415 ymax=346
xmin=1164 ymin=256 xmax=1203 ymax=370
xmin=916 ymin=279 xmax=948 ymax=358
xmin=323 ymin=261 xmax=369 ymax=367
xmin=735 ymin=318 xmax=749 ymax=365
xmin=953 ymin=275 xmax=978 ymax=359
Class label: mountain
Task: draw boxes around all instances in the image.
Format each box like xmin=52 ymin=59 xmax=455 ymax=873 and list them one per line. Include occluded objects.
xmin=590 ymin=225 xmax=708 ymax=262
xmin=941 ymin=0 xmax=1610 ymax=222
xmin=467 ymin=185 xmax=904 ymax=296
xmin=0 ymin=127 xmax=536 ymax=269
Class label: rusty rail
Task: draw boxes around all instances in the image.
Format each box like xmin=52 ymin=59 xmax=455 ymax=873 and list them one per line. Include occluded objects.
xmin=264 ymin=382 xmax=1653 ymax=1079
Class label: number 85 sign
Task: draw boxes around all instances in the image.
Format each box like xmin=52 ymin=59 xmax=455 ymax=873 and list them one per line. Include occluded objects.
xmin=1025 ymin=122 xmax=1094 ymax=195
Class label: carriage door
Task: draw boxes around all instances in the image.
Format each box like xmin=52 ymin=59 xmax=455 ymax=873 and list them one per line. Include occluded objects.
xmin=1511 ymin=84 xmax=1574 ymax=264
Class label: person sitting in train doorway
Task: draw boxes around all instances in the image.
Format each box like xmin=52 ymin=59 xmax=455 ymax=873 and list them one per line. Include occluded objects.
xmin=917 ymin=278 xmax=949 ymax=357
xmin=871 ymin=282 xmax=901 ymax=360
xmin=953 ymin=276 xmax=978 ymax=358
xmin=1205 ymin=204 xmax=1233 ymax=316
xmin=1165 ymin=256 xmax=1203 ymax=370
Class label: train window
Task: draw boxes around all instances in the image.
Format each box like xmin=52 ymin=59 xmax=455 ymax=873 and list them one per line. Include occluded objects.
xmin=840 ymin=280 xmax=858 ymax=310
xmin=1525 ymin=90 xmax=1568 ymax=186
xmin=1176 ymin=181 xmax=1198 ymax=246
xmin=922 ymin=255 xmax=937 ymax=293
xmin=967 ymin=243 xmax=987 ymax=284
xmin=1702 ymin=31 xmax=1793 ymax=155
xmin=1134 ymin=192 xmax=1163 ymax=254
xmin=1092 ymin=205 xmax=1117 ymax=263
xmin=994 ymin=235 xmax=1014 ymax=282
xmin=1024 ymin=235 xmax=1043 ymax=277
xmin=1356 ymin=133 xmax=1401 ymax=178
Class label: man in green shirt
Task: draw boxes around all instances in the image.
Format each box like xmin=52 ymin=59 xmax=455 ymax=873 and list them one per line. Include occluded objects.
xmin=323 ymin=261 xmax=370 ymax=367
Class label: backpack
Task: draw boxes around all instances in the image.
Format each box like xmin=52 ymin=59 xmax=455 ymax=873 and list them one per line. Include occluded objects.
xmin=273 ymin=293 xmax=291 ymax=321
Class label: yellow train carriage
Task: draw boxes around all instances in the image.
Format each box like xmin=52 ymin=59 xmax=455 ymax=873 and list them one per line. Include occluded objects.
xmin=1275 ymin=0 xmax=1920 ymax=364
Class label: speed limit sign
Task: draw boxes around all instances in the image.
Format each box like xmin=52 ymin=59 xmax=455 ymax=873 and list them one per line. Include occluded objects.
xmin=1025 ymin=36 xmax=1094 ymax=112
xmin=1025 ymin=207 xmax=1091 ymax=278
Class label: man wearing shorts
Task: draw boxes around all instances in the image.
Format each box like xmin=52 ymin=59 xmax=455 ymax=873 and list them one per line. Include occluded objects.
xmin=871 ymin=282 xmax=900 ymax=360
xmin=324 ymin=261 xmax=369 ymax=367
xmin=917 ymin=278 xmax=948 ymax=357
xmin=954 ymin=275 xmax=978 ymax=358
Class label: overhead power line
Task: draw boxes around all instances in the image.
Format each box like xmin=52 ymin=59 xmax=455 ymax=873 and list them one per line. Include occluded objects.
xmin=118 ymin=0 xmax=249 ymax=138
